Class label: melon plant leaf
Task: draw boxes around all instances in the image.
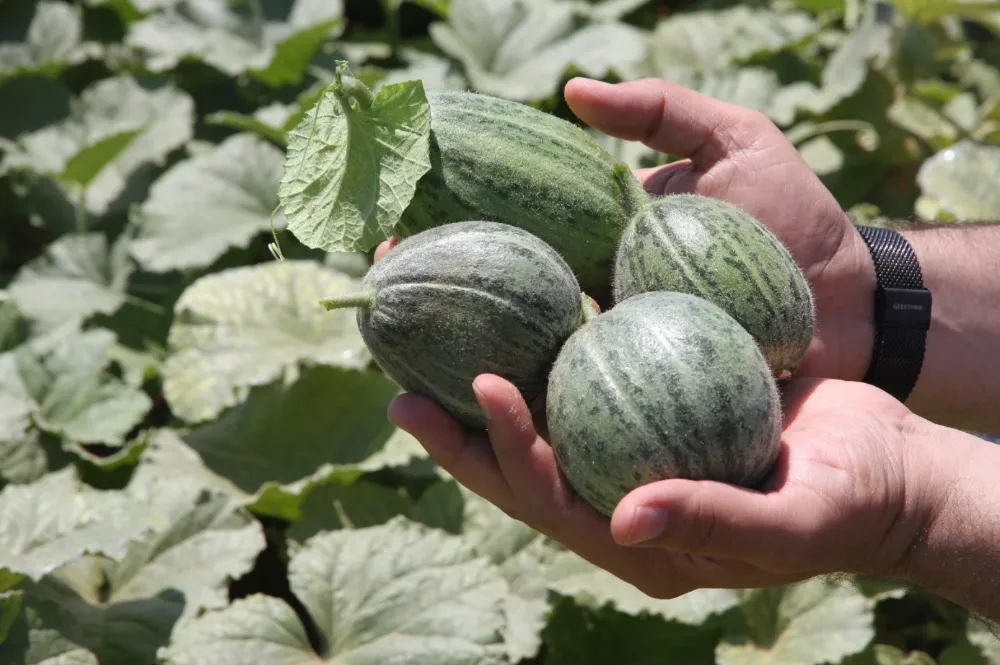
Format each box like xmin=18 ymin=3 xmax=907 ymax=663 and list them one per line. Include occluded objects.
xmin=7 ymin=328 xmax=152 ymax=446
xmin=8 ymin=233 xmax=133 ymax=331
xmin=0 ymin=467 xmax=158 ymax=582
xmin=547 ymin=550 xmax=744 ymax=625
xmin=648 ymin=6 xmax=818 ymax=75
xmin=288 ymin=478 xmax=418 ymax=542
xmin=0 ymin=589 xmax=23 ymax=645
xmin=160 ymin=517 xmax=510 ymax=665
xmin=125 ymin=0 xmax=343 ymax=85
xmin=373 ymin=48 xmax=467 ymax=93
xmin=916 ymin=140 xmax=1000 ymax=221
xmin=429 ymin=0 xmax=648 ymax=101
xmin=161 ymin=260 xmax=370 ymax=424
xmin=0 ymin=393 xmax=46 ymax=485
xmin=278 ymin=64 xmax=432 ymax=253
xmin=541 ymin=597 xmax=720 ymax=665
xmin=0 ymin=1 xmax=99 ymax=82
xmin=17 ymin=474 xmax=266 ymax=665
xmin=770 ymin=4 xmax=893 ymax=121
xmin=130 ymin=133 xmax=286 ymax=273
xmin=0 ymin=604 xmax=98 ymax=665
xmin=58 ymin=129 xmax=143 ymax=190
xmin=0 ymin=76 xmax=195 ymax=219
xmin=966 ymin=617 xmax=1000 ymax=664
xmin=716 ymin=577 xmax=875 ymax=665
xmin=844 ymin=644 xmax=938 ymax=665
xmin=463 ymin=492 xmax=563 ymax=662
xmin=178 ymin=365 xmax=404 ymax=520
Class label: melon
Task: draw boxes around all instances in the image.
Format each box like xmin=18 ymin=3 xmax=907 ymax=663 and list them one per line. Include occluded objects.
xmin=397 ymin=90 xmax=652 ymax=305
xmin=612 ymin=194 xmax=814 ymax=379
xmin=321 ymin=221 xmax=587 ymax=429
xmin=545 ymin=291 xmax=783 ymax=517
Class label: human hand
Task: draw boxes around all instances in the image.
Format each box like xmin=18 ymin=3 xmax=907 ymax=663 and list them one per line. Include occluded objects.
xmin=563 ymin=77 xmax=877 ymax=382
xmin=387 ymin=373 xmax=930 ymax=598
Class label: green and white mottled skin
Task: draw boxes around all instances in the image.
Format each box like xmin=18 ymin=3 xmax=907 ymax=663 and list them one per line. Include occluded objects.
xmin=396 ymin=90 xmax=651 ymax=306
xmin=546 ymin=291 xmax=783 ymax=517
xmin=613 ymin=194 xmax=815 ymax=379
xmin=322 ymin=221 xmax=586 ymax=429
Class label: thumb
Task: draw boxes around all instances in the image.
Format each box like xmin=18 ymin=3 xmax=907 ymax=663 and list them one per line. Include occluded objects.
xmin=564 ymin=77 xmax=772 ymax=165
xmin=609 ymin=475 xmax=815 ymax=569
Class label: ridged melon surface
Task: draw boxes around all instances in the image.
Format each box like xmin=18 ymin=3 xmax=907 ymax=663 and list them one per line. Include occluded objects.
xmin=322 ymin=221 xmax=585 ymax=429
xmin=613 ymin=194 xmax=814 ymax=379
xmin=546 ymin=291 xmax=783 ymax=517
xmin=396 ymin=90 xmax=651 ymax=305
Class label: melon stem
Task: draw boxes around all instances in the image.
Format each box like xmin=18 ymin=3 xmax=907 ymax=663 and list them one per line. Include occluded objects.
xmin=320 ymin=291 xmax=376 ymax=311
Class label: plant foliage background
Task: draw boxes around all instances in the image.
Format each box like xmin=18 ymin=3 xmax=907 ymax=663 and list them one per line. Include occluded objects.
xmin=1 ymin=0 xmax=1000 ymax=663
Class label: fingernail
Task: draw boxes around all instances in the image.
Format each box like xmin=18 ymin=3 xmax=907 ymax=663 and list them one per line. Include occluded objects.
xmin=621 ymin=506 xmax=667 ymax=545
xmin=472 ymin=382 xmax=492 ymax=425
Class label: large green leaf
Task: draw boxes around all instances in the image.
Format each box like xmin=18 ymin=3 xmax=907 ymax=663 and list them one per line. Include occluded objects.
xmin=462 ymin=493 xmax=562 ymax=662
xmin=125 ymin=0 xmax=343 ymax=86
xmin=130 ymin=133 xmax=286 ymax=273
xmin=17 ymin=474 xmax=266 ymax=665
xmin=0 ymin=604 xmax=98 ymax=665
xmin=0 ymin=468 xmax=158 ymax=582
xmin=0 ymin=393 xmax=45 ymax=485
xmin=278 ymin=65 xmax=432 ymax=253
xmin=3 ymin=328 xmax=152 ymax=446
xmin=177 ymin=364 xmax=403 ymax=520
xmin=916 ymin=140 xmax=1000 ymax=221
xmin=0 ymin=2 xmax=100 ymax=82
xmin=547 ymin=551 xmax=744 ymax=625
xmin=542 ymin=597 xmax=719 ymax=665
xmin=649 ymin=5 xmax=817 ymax=75
xmin=8 ymin=233 xmax=132 ymax=330
xmin=0 ymin=75 xmax=195 ymax=221
xmin=429 ymin=0 xmax=648 ymax=101
xmin=160 ymin=517 xmax=509 ymax=665
xmin=161 ymin=260 xmax=370 ymax=424
xmin=716 ymin=578 xmax=875 ymax=665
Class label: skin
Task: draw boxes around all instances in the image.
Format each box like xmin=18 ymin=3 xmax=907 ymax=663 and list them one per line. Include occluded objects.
xmin=373 ymin=77 xmax=1000 ymax=621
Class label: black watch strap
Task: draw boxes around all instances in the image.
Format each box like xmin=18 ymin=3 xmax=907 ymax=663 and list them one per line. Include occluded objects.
xmin=854 ymin=225 xmax=932 ymax=403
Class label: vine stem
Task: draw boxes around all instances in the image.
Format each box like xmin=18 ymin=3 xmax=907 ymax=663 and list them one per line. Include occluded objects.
xmin=320 ymin=291 xmax=376 ymax=311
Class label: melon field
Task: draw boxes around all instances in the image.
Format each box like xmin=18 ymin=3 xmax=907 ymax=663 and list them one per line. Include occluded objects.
xmin=2 ymin=0 xmax=1000 ymax=664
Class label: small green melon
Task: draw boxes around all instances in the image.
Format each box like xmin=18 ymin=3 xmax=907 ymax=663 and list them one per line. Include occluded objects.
xmin=613 ymin=193 xmax=815 ymax=379
xmin=322 ymin=221 xmax=587 ymax=429
xmin=546 ymin=291 xmax=783 ymax=517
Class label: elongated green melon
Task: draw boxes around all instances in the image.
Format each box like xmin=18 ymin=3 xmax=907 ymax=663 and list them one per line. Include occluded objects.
xmin=612 ymin=194 xmax=815 ymax=379
xmin=322 ymin=221 xmax=587 ymax=429
xmin=396 ymin=90 xmax=651 ymax=305
xmin=546 ymin=291 xmax=783 ymax=517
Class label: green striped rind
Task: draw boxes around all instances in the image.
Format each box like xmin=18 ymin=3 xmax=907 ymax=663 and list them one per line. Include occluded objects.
xmin=397 ymin=90 xmax=651 ymax=305
xmin=358 ymin=221 xmax=585 ymax=428
xmin=612 ymin=194 xmax=815 ymax=379
xmin=546 ymin=291 xmax=783 ymax=517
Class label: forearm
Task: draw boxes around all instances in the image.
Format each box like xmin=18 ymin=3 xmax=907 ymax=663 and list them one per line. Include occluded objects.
xmin=895 ymin=417 xmax=1000 ymax=622
xmin=885 ymin=223 xmax=1000 ymax=432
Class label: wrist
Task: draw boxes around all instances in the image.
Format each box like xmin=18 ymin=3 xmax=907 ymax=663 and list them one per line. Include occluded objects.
xmin=889 ymin=420 xmax=1000 ymax=611
xmin=835 ymin=223 xmax=877 ymax=383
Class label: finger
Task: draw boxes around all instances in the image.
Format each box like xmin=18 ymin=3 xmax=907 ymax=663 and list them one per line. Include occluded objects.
xmin=472 ymin=374 xmax=589 ymax=520
xmin=564 ymin=77 xmax=773 ymax=165
xmin=610 ymin=474 xmax=821 ymax=573
xmin=373 ymin=236 xmax=398 ymax=262
xmin=634 ymin=160 xmax=696 ymax=196
xmin=387 ymin=393 xmax=517 ymax=515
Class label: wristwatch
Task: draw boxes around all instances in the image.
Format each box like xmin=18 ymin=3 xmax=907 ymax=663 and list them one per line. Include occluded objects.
xmin=854 ymin=225 xmax=932 ymax=403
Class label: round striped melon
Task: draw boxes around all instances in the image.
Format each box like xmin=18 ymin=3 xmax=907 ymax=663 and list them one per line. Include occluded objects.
xmin=397 ymin=90 xmax=651 ymax=306
xmin=546 ymin=291 xmax=783 ymax=517
xmin=613 ymin=194 xmax=814 ymax=379
xmin=321 ymin=221 xmax=586 ymax=429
